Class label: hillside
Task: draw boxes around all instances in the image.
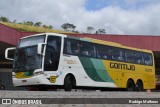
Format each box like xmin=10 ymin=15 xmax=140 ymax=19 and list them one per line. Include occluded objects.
xmin=0 ymin=22 xmax=74 ymax=34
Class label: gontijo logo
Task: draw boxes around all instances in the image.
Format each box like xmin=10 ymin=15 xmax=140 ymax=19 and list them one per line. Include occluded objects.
xmin=110 ymin=62 xmax=135 ymax=71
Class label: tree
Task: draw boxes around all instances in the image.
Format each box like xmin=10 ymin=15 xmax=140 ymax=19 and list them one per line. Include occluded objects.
xmin=48 ymin=25 xmax=53 ymax=29
xmin=23 ymin=21 xmax=34 ymax=26
xmin=13 ymin=20 xmax=17 ymax=23
xmin=43 ymin=25 xmax=48 ymax=28
xmin=61 ymin=23 xmax=76 ymax=32
xmin=61 ymin=23 xmax=68 ymax=31
xmin=87 ymin=26 xmax=94 ymax=34
xmin=72 ymin=30 xmax=79 ymax=33
xmin=96 ymin=28 xmax=106 ymax=34
xmin=71 ymin=24 xmax=76 ymax=32
xmin=34 ymin=22 xmax=42 ymax=27
xmin=0 ymin=16 xmax=9 ymax=22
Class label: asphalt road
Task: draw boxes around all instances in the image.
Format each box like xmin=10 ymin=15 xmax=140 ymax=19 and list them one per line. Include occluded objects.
xmin=0 ymin=91 xmax=160 ymax=107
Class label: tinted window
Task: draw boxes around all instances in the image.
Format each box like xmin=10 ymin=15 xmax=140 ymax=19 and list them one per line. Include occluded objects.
xmin=19 ymin=35 xmax=45 ymax=48
xmin=96 ymin=45 xmax=112 ymax=60
xmin=44 ymin=36 xmax=61 ymax=71
xmin=135 ymin=52 xmax=144 ymax=64
xmin=111 ymin=48 xmax=125 ymax=61
xmin=143 ymin=53 xmax=153 ymax=65
xmin=80 ymin=42 xmax=96 ymax=57
xmin=125 ymin=50 xmax=135 ymax=63
xmin=63 ymin=39 xmax=80 ymax=55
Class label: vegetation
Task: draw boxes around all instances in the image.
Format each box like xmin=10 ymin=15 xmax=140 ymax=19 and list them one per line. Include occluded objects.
xmin=87 ymin=26 xmax=94 ymax=34
xmin=0 ymin=21 xmax=73 ymax=33
xmin=96 ymin=28 xmax=106 ymax=34
xmin=0 ymin=16 xmax=9 ymax=22
xmin=61 ymin=23 xmax=76 ymax=32
xmin=0 ymin=16 xmax=107 ymax=34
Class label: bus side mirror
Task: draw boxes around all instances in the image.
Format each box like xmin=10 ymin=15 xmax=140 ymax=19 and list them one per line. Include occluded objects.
xmin=5 ymin=47 xmax=16 ymax=60
xmin=38 ymin=43 xmax=46 ymax=55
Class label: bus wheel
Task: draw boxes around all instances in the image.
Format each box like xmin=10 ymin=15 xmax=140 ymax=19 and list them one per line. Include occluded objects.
xmin=136 ymin=80 xmax=143 ymax=91
xmin=126 ymin=80 xmax=135 ymax=91
xmin=64 ymin=75 xmax=75 ymax=91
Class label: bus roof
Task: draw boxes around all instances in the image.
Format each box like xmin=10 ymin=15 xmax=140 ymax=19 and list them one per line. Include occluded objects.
xmin=20 ymin=33 xmax=67 ymax=39
xmin=67 ymin=35 xmax=152 ymax=53
xmin=83 ymin=37 xmax=121 ymax=46
xmin=83 ymin=37 xmax=152 ymax=53
xmin=20 ymin=33 xmax=152 ymax=53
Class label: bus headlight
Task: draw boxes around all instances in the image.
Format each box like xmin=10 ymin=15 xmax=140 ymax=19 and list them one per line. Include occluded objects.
xmin=33 ymin=71 xmax=44 ymax=76
xmin=12 ymin=72 xmax=16 ymax=78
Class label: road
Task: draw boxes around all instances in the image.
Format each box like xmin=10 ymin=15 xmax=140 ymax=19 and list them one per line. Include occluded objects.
xmin=0 ymin=91 xmax=160 ymax=107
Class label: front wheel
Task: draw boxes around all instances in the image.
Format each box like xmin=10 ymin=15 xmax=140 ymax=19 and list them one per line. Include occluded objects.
xmin=64 ymin=75 xmax=75 ymax=91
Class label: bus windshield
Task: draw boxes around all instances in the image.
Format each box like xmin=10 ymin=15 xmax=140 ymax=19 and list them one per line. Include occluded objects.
xmin=19 ymin=35 xmax=45 ymax=48
xmin=13 ymin=35 xmax=45 ymax=72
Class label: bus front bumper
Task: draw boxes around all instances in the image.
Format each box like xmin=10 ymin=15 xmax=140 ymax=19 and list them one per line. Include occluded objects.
xmin=12 ymin=74 xmax=56 ymax=86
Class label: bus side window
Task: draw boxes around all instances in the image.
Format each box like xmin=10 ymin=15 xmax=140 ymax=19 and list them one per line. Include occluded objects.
xmin=111 ymin=48 xmax=125 ymax=61
xmin=63 ymin=39 xmax=80 ymax=55
xmin=71 ymin=41 xmax=80 ymax=55
xmin=64 ymin=39 xmax=72 ymax=54
xmin=125 ymin=50 xmax=135 ymax=63
xmin=135 ymin=52 xmax=144 ymax=64
xmin=96 ymin=45 xmax=111 ymax=60
xmin=143 ymin=53 xmax=153 ymax=65
xmin=80 ymin=42 xmax=96 ymax=57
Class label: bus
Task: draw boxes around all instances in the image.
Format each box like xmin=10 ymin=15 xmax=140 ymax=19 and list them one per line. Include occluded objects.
xmin=156 ymin=69 xmax=160 ymax=89
xmin=5 ymin=33 xmax=155 ymax=91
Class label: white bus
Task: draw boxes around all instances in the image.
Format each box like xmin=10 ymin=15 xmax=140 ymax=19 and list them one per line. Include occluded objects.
xmin=5 ymin=33 xmax=155 ymax=91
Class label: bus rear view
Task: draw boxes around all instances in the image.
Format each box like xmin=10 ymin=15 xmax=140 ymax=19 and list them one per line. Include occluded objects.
xmin=5 ymin=33 xmax=63 ymax=90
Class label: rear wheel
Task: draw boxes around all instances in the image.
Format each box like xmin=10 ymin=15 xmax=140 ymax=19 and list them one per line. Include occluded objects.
xmin=126 ymin=80 xmax=135 ymax=91
xmin=136 ymin=80 xmax=143 ymax=91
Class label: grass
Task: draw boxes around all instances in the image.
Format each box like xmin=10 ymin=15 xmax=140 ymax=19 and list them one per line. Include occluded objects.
xmin=0 ymin=22 xmax=74 ymax=34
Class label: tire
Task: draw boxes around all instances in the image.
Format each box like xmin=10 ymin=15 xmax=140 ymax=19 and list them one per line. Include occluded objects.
xmin=64 ymin=75 xmax=75 ymax=91
xmin=135 ymin=80 xmax=143 ymax=91
xmin=126 ymin=80 xmax=135 ymax=91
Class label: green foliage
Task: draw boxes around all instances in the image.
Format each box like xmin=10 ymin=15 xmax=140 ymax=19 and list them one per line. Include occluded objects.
xmin=0 ymin=16 xmax=78 ymax=34
xmin=0 ymin=22 xmax=73 ymax=34
xmin=61 ymin=23 xmax=76 ymax=32
xmin=34 ymin=22 xmax=42 ymax=27
xmin=87 ymin=26 xmax=94 ymax=34
xmin=0 ymin=16 xmax=9 ymax=22
xmin=96 ymin=28 xmax=106 ymax=34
